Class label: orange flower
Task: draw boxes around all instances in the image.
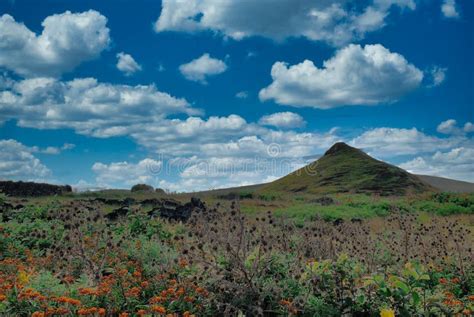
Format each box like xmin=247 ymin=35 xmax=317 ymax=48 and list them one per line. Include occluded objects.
xmin=125 ymin=286 xmax=141 ymax=298
xmin=451 ymin=277 xmax=461 ymax=284
xmin=0 ymin=294 xmax=6 ymax=301
xmin=468 ymin=295 xmax=474 ymax=301
xmin=46 ymin=307 xmax=69 ymax=315
xmin=179 ymin=259 xmax=188 ymax=267
xmin=117 ymin=269 xmax=129 ymax=277
xmin=149 ymin=296 xmax=164 ymax=304
xmin=141 ymin=281 xmax=149 ymax=288
xmin=137 ymin=309 xmax=148 ymax=316
xmin=279 ymin=299 xmax=291 ymax=306
xmin=184 ymin=296 xmax=194 ymax=303
xmin=133 ymin=271 xmax=142 ymax=278
xmin=195 ymin=287 xmax=208 ymax=297
xmin=439 ymin=278 xmax=448 ymax=284
xmin=119 ymin=313 xmax=129 ymax=317
xmin=77 ymin=308 xmax=89 ymax=315
xmin=98 ymin=308 xmax=106 ymax=316
xmin=31 ymin=312 xmax=45 ymax=317
xmin=176 ymin=287 xmax=185 ymax=296
xmin=55 ymin=296 xmax=81 ymax=306
xmin=462 ymin=309 xmax=471 ymax=316
xmin=79 ymin=288 xmax=98 ymax=296
xmin=151 ymin=305 xmax=166 ymax=314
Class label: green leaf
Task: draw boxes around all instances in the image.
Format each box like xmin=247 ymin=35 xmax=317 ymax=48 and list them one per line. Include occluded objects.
xmin=395 ymin=280 xmax=410 ymax=294
xmin=412 ymin=292 xmax=421 ymax=306
xmin=419 ymin=274 xmax=430 ymax=281
xmin=374 ymin=274 xmax=384 ymax=284
xmin=356 ymin=294 xmax=366 ymax=305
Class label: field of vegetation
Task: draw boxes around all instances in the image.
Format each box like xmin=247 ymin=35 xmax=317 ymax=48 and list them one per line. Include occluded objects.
xmin=0 ymin=191 xmax=473 ymax=316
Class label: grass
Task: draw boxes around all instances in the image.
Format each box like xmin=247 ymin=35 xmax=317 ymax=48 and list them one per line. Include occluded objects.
xmin=236 ymin=192 xmax=474 ymax=226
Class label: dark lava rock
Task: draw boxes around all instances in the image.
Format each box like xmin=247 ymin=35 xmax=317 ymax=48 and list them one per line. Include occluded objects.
xmin=310 ymin=196 xmax=335 ymax=206
xmin=333 ymin=218 xmax=344 ymax=226
xmin=92 ymin=197 xmax=136 ymax=206
xmin=149 ymin=197 xmax=205 ymax=222
xmin=0 ymin=181 xmax=72 ymax=197
xmin=140 ymin=198 xmax=162 ymax=206
xmin=0 ymin=201 xmax=13 ymax=221
xmin=105 ymin=206 xmax=130 ymax=221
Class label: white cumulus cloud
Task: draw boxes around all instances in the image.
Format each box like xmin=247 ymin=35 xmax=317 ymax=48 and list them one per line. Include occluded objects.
xmin=437 ymin=119 xmax=460 ymax=135
xmin=179 ymin=53 xmax=227 ymax=84
xmin=428 ymin=66 xmax=447 ymax=87
xmin=0 ymin=76 xmax=200 ymax=137
xmin=441 ymin=0 xmax=460 ymax=18
xmin=259 ymin=112 xmax=306 ymax=129
xmin=0 ymin=10 xmax=110 ymax=77
xmin=116 ymin=52 xmax=142 ymax=76
xmin=350 ymin=127 xmax=466 ymax=157
xmin=259 ymin=44 xmax=423 ymax=109
xmin=400 ymin=147 xmax=474 ymax=182
xmin=92 ymin=158 xmax=162 ymax=188
xmin=0 ymin=139 xmax=51 ymax=181
xmin=464 ymin=122 xmax=474 ymax=133
xmin=155 ymin=0 xmax=416 ymax=46
xmin=437 ymin=119 xmax=474 ymax=135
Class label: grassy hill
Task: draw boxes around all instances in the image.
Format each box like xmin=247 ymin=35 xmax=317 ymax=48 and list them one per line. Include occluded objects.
xmin=259 ymin=142 xmax=434 ymax=196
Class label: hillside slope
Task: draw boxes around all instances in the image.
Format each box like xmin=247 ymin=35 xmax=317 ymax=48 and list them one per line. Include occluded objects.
xmin=260 ymin=142 xmax=434 ymax=196
xmin=417 ymin=175 xmax=474 ymax=193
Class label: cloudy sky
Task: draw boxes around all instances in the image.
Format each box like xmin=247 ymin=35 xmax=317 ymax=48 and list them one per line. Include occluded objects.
xmin=0 ymin=0 xmax=473 ymax=191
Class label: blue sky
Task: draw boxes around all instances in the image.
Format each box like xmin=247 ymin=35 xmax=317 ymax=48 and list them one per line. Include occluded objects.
xmin=0 ymin=0 xmax=473 ymax=191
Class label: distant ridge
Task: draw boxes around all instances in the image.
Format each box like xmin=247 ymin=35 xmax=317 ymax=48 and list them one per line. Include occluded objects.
xmin=417 ymin=175 xmax=474 ymax=193
xmin=259 ymin=142 xmax=434 ymax=196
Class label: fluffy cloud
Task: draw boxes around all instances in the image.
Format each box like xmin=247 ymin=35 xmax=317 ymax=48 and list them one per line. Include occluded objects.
xmin=164 ymin=156 xmax=302 ymax=192
xmin=179 ymin=53 xmax=227 ymax=84
xmin=116 ymin=52 xmax=142 ymax=76
xmin=155 ymin=0 xmax=415 ymax=46
xmin=0 ymin=76 xmax=199 ymax=137
xmin=259 ymin=44 xmax=423 ymax=108
xmin=0 ymin=74 xmax=340 ymax=162
xmin=428 ymin=66 xmax=447 ymax=87
xmin=441 ymin=0 xmax=460 ymax=18
xmin=92 ymin=158 xmax=162 ymax=188
xmin=400 ymin=147 xmax=474 ymax=182
xmin=464 ymin=122 xmax=474 ymax=133
xmin=0 ymin=11 xmax=110 ymax=77
xmin=437 ymin=119 xmax=474 ymax=135
xmin=350 ymin=127 xmax=466 ymax=157
xmin=259 ymin=112 xmax=306 ymax=129
xmin=0 ymin=139 xmax=51 ymax=181
xmin=437 ymin=119 xmax=459 ymax=134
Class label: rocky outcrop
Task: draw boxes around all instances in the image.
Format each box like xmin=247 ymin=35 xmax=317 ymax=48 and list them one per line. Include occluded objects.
xmin=0 ymin=181 xmax=72 ymax=197
xmin=149 ymin=197 xmax=205 ymax=222
xmin=100 ymin=197 xmax=206 ymax=222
